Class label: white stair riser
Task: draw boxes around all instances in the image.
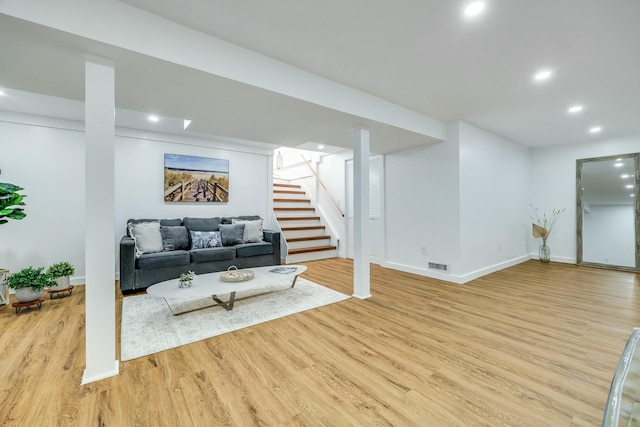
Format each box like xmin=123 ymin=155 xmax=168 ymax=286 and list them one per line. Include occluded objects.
xmin=287 ymin=239 xmax=331 ymax=250
xmin=276 ymin=220 xmax=321 ymax=228
xmin=273 ymin=193 xmax=306 ymax=200
xmin=274 ymin=210 xmax=316 ymax=218
xmin=286 ymin=250 xmax=338 ymax=264
xmin=283 ymin=229 xmax=327 ymax=239
xmin=273 ymin=201 xmax=311 ymax=208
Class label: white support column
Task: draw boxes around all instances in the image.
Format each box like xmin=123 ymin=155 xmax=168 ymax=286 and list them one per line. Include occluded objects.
xmin=353 ymin=127 xmax=371 ymax=299
xmin=82 ymin=55 xmax=119 ymax=384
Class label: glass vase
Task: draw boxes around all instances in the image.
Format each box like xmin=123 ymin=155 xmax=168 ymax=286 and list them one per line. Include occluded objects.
xmin=539 ymin=242 xmax=550 ymax=263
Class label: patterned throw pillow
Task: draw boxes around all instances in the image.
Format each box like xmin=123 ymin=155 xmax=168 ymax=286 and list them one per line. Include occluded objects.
xmin=189 ymin=231 xmax=222 ymax=249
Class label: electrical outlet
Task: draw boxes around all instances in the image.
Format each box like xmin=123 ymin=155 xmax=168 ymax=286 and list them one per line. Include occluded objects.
xmin=498 ymin=242 xmax=502 ymax=251
xmin=421 ymin=246 xmax=428 ymax=255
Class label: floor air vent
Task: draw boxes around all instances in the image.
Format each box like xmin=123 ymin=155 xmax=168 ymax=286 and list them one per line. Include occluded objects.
xmin=428 ymin=262 xmax=450 ymax=273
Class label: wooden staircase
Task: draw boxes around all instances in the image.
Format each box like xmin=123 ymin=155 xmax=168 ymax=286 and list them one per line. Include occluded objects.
xmin=274 ymin=181 xmax=338 ymax=263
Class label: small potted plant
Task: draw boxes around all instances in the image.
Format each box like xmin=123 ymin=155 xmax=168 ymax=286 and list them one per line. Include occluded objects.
xmin=178 ymin=271 xmax=196 ymax=288
xmin=5 ymin=266 xmax=55 ymax=302
xmin=47 ymin=261 xmax=75 ymax=289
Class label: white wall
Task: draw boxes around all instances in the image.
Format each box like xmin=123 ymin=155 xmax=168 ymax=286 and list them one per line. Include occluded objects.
xmin=384 ymin=122 xmax=461 ymax=279
xmin=583 ymin=204 xmax=635 ymax=267
xmin=530 ymin=133 xmax=640 ymax=262
xmin=1 ymin=113 xmax=273 ymax=282
xmin=0 ymin=116 xmax=86 ymax=281
xmin=458 ymin=121 xmax=531 ymax=277
xmin=114 ymin=132 xmax=271 ymax=237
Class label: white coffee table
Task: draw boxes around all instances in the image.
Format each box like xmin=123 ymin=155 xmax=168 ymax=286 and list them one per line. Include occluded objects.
xmin=146 ymin=265 xmax=307 ymax=315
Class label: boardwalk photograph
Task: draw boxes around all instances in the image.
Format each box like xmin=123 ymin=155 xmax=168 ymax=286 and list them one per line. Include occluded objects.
xmin=164 ymin=153 xmax=229 ymax=203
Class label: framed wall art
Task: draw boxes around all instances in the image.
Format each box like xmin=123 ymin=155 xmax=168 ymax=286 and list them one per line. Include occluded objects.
xmin=164 ymin=153 xmax=229 ymax=203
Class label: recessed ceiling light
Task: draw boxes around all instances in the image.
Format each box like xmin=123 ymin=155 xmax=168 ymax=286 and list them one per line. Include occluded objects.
xmin=614 ymin=162 xmax=624 ymax=168
xmin=589 ymin=126 xmax=602 ymax=133
xmin=568 ymin=105 xmax=583 ymax=113
xmin=0 ymin=89 xmax=5 ymax=96
xmin=183 ymin=119 xmax=192 ymax=130
xmin=533 ymin=69 xmax=553 ymax=81
xmin=148 ymin=115 xmax=159 ymax=122
xmin=464 ymin=1 xmax=485 ymax=16
xmin=318 ymin=145 xmax=324 ymax=150
xmin=622 ymin=174 xmax=631 ymax=178
xmin=626 ymin=185 xmax=634 ymax=189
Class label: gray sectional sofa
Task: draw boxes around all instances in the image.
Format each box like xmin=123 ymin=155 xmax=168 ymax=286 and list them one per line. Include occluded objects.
xmin=119 ymin=216 xmax=281 ymax=293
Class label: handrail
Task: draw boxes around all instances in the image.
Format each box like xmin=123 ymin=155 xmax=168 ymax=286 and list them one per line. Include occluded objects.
xmin=301 ymin=155 xmax=345 ymax=217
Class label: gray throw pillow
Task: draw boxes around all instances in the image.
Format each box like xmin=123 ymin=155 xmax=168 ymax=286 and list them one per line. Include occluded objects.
xmin=219 ymin=223 xmax=245 ymax=246
xmin=232 ymin=218 xmax=264 ymax=243
xmin=161 ymin=226 xmax=190 ymax=251
xmin=128 ymin=221 xmax=164 ymax=257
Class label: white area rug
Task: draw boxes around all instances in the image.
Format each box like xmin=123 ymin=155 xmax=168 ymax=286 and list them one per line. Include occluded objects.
xmin=120 ymin=278 xmax=349 ymax=361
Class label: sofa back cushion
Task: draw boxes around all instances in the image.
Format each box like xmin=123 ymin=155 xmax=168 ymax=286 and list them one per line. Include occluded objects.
xmin=221 ymin=215 xmax=262 ymax=224
xmin=183 ymin=217 xmax=222 ymax=232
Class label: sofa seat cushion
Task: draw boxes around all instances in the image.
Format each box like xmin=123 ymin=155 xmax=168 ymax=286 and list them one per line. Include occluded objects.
xmin=136 ymin=250 xmax=190 ymax=270
xmin=190 ymin=247 xmax=236 ymax=263
xmin=235 ymin=242 xmax=273 ymax=258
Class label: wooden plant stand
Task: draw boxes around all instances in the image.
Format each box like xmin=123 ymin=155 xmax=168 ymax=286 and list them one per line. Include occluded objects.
xmin=12 ymin=298 xmax=45 ymax=314
xmin=47 ymin=285 xmax=73 ymax=299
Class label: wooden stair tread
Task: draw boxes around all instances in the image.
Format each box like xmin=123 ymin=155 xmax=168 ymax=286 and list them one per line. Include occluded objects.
xmin=282 ymin=225 xmax=325 ymax=231
xmin=274 ymin=207 xmax=316 ymax=211
xmin=273 ymin=198 xmax=310 ymax=203
xmin=287 ymin=236 xmax=330 ymax=242
xmin=288 ymin=245 xmax=337 ymax=255
xmin=276 ymin=216 xmax=320 ymax=221
xmin=273 ymin=183 xmax=301 ymax=189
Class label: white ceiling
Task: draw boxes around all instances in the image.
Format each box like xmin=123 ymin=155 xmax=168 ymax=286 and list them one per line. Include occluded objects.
xmin=1 ymin=0 xmax=640 ymax=152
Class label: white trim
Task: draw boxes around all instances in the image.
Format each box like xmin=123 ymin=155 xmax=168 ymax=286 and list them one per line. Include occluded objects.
xmin=81 ymin=361 xmax=120 ymax=385
xmin=530 ymin=252 xmax=576 ymax=264
xmin=384 ymin=255 xmax=532 ymax=285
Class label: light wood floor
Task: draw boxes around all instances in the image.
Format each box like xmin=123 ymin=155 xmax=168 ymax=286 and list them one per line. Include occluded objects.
xmin=1 ymin=259 xmax=639 ymax=426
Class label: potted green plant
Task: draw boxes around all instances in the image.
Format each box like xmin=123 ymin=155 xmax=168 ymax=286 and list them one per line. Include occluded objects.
xmin=47 ymin=261 xmax=75 ymax=289
xmin=5 ymin=266 xmax=55 ymax=302
xmin=0 ymin=168 xmax=27 ymax=225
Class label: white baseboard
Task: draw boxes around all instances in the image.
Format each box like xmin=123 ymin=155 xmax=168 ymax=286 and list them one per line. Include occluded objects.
xmin=81 ymin=360 xmax=120 ymax=385
xmin=455 ymin=255 xmax=531 ymax=283
xmin=384 ymin=255 xmax=532 ymax=285
xmin=383 ymin=261 xmax=468 ymax=284
xmin=529 ymin=252 xmax=576 ymax=264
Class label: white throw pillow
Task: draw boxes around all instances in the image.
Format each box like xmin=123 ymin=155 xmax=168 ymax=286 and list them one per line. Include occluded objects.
xmin=128 ymin=221 xmax=164 ymax=256
xmin=232 ymin=219 xmax=264 ymax=243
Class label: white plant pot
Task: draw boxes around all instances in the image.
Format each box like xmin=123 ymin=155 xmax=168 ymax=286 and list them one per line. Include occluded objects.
xmin=52 ymin=276 xmax=70 ymax=290
xmin=15 ymin=287 xmax=44 ymax=302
